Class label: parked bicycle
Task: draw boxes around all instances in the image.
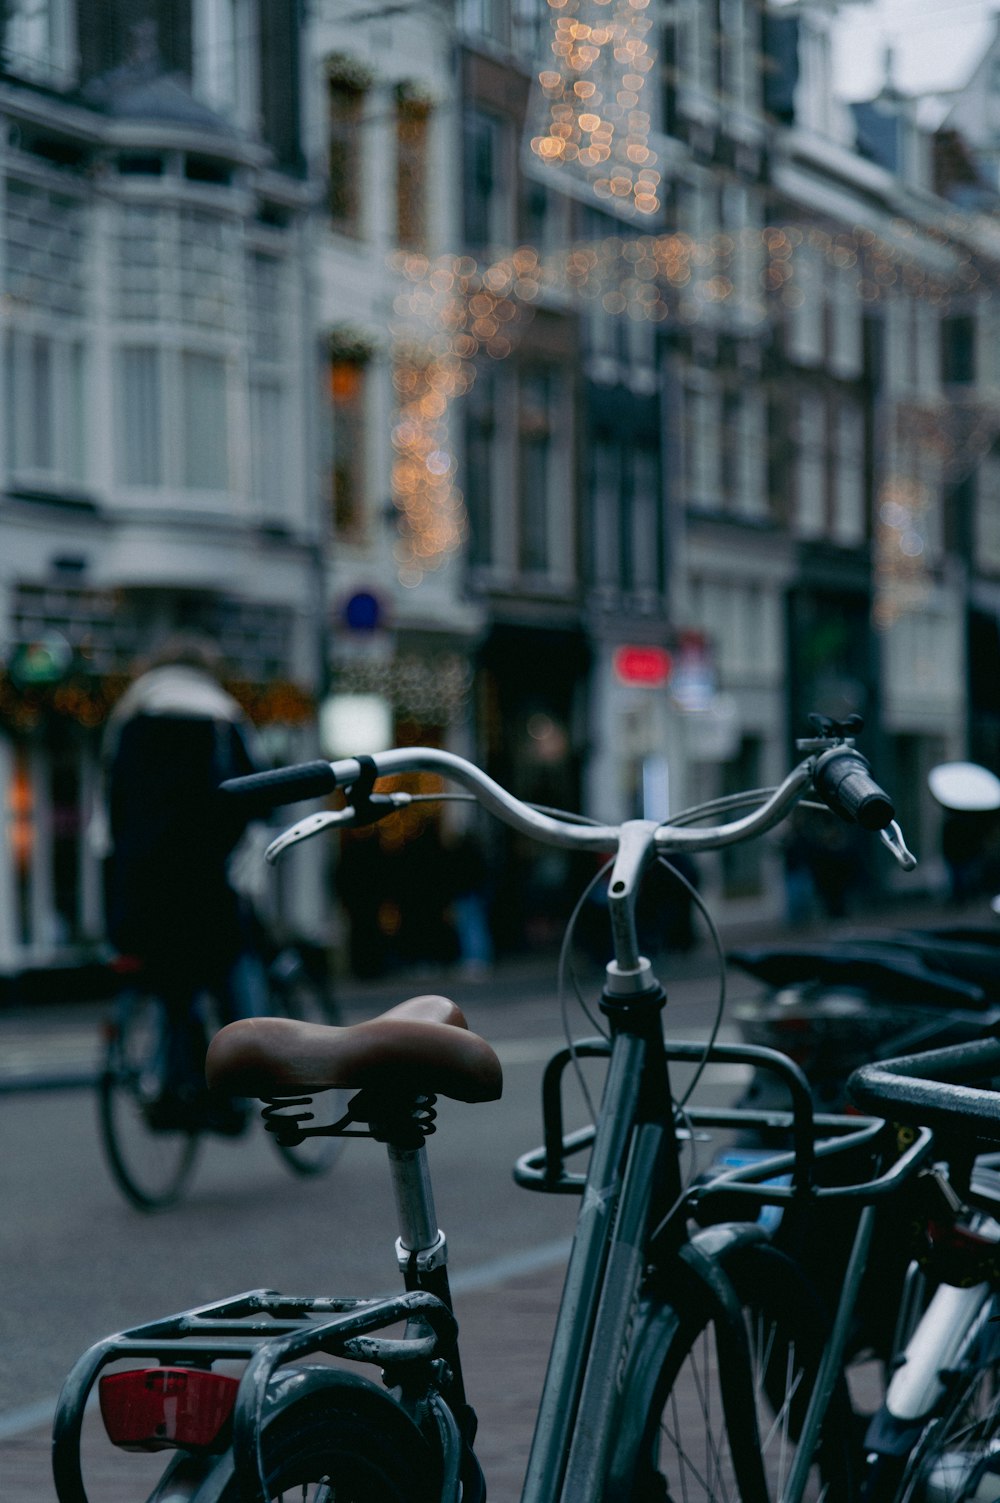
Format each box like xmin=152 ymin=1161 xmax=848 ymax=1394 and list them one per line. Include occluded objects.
xmin=98 ymin=922 xmax=343 ymax=1210
xmin=848 ymin=1035 xmax=1000 ymax=1501
xmin=56 ymin=721 xmax=917 ymax=1501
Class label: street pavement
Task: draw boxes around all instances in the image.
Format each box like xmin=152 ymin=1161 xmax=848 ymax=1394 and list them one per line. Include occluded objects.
xmin=0 ymin=891 xmax=981 ymax=1502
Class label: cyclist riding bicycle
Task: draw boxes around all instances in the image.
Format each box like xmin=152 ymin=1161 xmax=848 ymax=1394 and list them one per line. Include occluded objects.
xmin=98 ymin=633 xmax=268 ymax=1134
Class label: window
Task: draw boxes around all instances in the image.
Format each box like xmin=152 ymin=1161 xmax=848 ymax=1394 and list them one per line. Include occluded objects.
xmin=832 ymin=400 xmax=865 ymax=545
xmin=458 ymin=0 xmax=510 ymax=47
xmin=329 ymin=356 xmax=368 ymax=538
xmin=628 ymin=444 xmax=661 ymax=592
xmin=396 ymin=89 xmax=431 ymax=252
xmin=116 ymin=347 xmax=230 ymax=492
xmin=941 ymin=313 xmax=975 ymax=385
xmin=5 ymin=329 xmax=85 ymax=487
xmin=683 ymin=382 xmax=721 ymax=509
xmin=182 ymin=353 xmax=229 ymax=490
xmin=590 ymin=430 xmax=661 ymax=595
xmin=464 ymin=107 xmax=512 ymax=256
xmin=328 ymin=75 xmax=366 ymax=235
xmin=661 ymin=9 xmax=680 ymax=136
xmin=794 ymin=393 xmax=827 ymax=537
xmin=250 ymin=380 xmax=284 ymax=509
xmin=518 ymin=370 xmax=552 ymax=573
xmin=193 ymin=0 xmax=257 ymax=126
xmin=829 ymin=262 xmax=863 ymax=378
xmin=787 ymin=240 xmax=825 ymax=366
xmin=464 ymin=366 xmax=497 ymax=567
xmin=3 ymin=0 xmax=74 ymax=85
xmin=117 ymin=347 xmax=163 ymax=486
xmin=248 ymin=250 xmax=288 ymax=514
xmin=512 ymin=0 xmax=549 ymax=59
xmin=4 ymin=177 xmax=86 ymax=316
xmin=592 ymin=435 xmax=622 ymax=588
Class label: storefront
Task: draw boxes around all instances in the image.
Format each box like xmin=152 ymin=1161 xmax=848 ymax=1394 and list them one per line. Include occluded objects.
xmin=0 ymin=580 xmax=319 ymax=985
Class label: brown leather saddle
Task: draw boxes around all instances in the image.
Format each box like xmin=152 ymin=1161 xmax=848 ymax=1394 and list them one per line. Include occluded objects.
xmin=205 ymin=994 xmax=503 ymax=1104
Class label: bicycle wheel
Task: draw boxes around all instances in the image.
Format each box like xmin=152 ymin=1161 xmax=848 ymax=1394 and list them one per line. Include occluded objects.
xmin=627 ymin=1240 xmax=858 ymax=1502
xmin=890 ymin=1293 xmax=1000 ymax=1503
xmin=97 ymin=993 xmax=201 ymax=1211
xmin=215 ymin=1384 xmax=440 ymax=1502
xmin=266 ymin=948 xmax=347 ymax=1177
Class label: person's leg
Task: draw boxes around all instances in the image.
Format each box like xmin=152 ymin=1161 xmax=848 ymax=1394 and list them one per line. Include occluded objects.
xmin=223 ymin=947 xmax=270 ymax=1022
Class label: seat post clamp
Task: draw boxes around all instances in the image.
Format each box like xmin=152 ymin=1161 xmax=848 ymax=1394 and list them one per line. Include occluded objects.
xmin=395 ymin=1228 xmax=448 ymax=1274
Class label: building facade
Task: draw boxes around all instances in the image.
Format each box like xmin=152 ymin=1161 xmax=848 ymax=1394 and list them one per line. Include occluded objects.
xmin=0 ymin=0 xmax=325 ymax=976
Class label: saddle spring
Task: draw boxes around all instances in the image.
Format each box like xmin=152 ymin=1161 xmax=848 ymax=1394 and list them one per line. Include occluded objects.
xmin=260 ymin=1091 xmax=439 ymax=1146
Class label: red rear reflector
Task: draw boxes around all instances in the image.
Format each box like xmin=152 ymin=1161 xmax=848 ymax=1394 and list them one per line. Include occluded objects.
xmin=99 ymin=1367 xmax=239 ymax=1452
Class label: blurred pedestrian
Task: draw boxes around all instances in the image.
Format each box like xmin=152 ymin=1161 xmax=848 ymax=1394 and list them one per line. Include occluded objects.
xmin=99 ymin=633 xmax=266 ymax=1129
xmin=445 ymin=827 xmax=494 ymax=978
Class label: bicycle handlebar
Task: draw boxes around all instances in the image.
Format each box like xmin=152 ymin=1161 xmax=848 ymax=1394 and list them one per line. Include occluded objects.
xmin=221 ymin=743 xmax=915 ymax=871
xmin=221 ymin=747 xmax=834 ymax=858
xmin=224 ymin=759 xmax=341 ymax=811
xmin=812 ymin=746 xmax=895 ymax=831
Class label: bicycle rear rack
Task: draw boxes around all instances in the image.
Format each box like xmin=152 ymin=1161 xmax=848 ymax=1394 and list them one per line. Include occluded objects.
xmin=53 ymin=1287 xmax=456 ymax=1503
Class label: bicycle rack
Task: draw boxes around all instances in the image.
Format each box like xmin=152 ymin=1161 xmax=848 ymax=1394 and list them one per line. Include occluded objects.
xmin=52 ymin=1287 xmax=457 ymax=1503
xmin=513 ymin=1036 xmax=932 ymax=1208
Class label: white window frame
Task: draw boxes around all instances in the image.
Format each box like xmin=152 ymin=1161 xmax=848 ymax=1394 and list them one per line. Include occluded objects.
xmin=115 ymin=341 xmax=233 ymax=501
xmin=3 ymin=0 xmax=75 ymax=85
xmin=193 ymin=0 xmax=259 ymax=129
xmin=4 ymin=324 xmax=85 ymax=490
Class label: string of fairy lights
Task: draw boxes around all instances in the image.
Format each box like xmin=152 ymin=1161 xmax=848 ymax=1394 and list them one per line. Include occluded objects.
xmin=529 ymin=0 xmax=661 ymax=218
xmin=388 ymin=218 xmax=1000 ymax=612
xmin=369 ymin=0 xmax=1000 ymax=625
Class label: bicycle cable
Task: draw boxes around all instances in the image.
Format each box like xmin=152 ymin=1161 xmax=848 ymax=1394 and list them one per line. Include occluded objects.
xmin=660 ymin=857 xmax=728 ymax=1111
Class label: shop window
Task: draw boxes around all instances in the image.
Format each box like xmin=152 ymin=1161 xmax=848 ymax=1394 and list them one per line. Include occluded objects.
xmin=50 ymin=728 xmax=85 ymax=945
xmin=395 ymin=88 xmax=431 ymax=252
xmin=330 ymin=356 xmax=368 ymax=538
xmin=328 ymin=74 xmax=366 ymax=235
xmin=9 ymin=748 xmax=34 ymax=947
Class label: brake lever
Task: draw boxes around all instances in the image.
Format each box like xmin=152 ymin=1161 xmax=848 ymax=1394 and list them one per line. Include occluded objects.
xmin=879 ymin=820 xmax=917 ymax=871
xmin=265 ymin=794 xmax=413 ymax=863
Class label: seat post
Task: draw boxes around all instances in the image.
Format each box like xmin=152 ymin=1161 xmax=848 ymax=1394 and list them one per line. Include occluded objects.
xmin=385 ymin=1130 xmax=470 ymax=1410
xmin=386 ymin=1138 xmax=447 ymax=1279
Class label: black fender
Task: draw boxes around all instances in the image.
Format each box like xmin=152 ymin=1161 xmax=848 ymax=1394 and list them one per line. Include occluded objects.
xmin=142 ymin=1365 xmax=438 ymax=1503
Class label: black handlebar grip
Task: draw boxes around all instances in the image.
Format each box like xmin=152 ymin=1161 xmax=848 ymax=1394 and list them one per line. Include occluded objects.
xmin=219 ymin=760 xmax=339 ymax=811
xmin=813 ymin=747 xmax=895 ymax=832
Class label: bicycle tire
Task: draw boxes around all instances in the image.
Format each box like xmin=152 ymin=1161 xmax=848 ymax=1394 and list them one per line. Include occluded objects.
xmin=97 ymin=993 xmax=201 ymax=1211
xmin=216 ymin=1380 xmax=440 ymax=1503
xmin=621 ymin=1239 xmax=859 ymax=1502
xmin=266 ymin=954 xmax=347 ymax=1178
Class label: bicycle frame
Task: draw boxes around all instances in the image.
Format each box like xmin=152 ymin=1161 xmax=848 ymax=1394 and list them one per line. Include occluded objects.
xmin=55 ymin=741 xmax=921 ymax=1503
